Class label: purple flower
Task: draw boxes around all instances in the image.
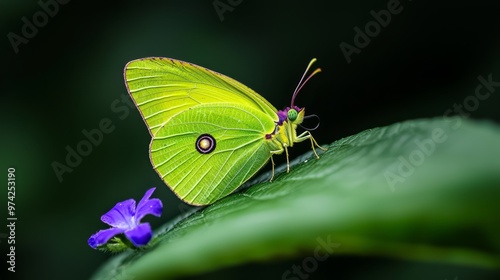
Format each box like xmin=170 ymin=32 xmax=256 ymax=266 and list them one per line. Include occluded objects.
xmin=88 ymin=188 xmax=163 ymax=249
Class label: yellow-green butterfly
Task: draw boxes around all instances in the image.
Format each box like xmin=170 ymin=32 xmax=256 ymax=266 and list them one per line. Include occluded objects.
xmin=125 ymin=57 xmax=325 ymax=205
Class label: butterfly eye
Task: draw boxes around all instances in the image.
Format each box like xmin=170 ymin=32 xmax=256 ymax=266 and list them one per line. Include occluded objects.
xmin=196 ymin=134 xmax=216 ymax=154
xmin=287 ymin=109 xmax=298 ymax=122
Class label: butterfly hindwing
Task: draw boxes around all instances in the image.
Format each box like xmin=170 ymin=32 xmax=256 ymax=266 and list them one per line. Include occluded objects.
xmin=150 ymin=103 xmax=276 ymax=205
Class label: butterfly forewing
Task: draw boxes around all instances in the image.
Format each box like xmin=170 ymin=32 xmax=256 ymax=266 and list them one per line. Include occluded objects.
xmin=125 ymin=58 xmax=278 ymax=137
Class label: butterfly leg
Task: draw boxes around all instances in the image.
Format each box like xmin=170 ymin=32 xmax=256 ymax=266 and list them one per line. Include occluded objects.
xmin=272 ymin=145 xmax=290 ymax=172
xmin=281 ymin=145 xmax=290 ymax=172
xmin=269 ymin=145 xmax=287 ymax=181
xmin=270 ymin=155 xmax=275 ymax=181
xmin=296 ymin=131 xmax=327 ymax=159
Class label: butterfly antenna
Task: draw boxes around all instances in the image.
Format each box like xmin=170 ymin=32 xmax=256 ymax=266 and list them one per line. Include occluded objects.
xmin=300 ymin=114 xmax=321 ymax=131
xmin=291 ymin=58 xmax=322 ymax=107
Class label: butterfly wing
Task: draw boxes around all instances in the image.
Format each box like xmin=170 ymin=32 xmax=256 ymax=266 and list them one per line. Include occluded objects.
xmin=125 ymin=57 xmax=278 ymax=136
xmin=124 ymin=57 xmax=279 ymax=205
xmin=151 ymin=103 xmax=275 ymax=205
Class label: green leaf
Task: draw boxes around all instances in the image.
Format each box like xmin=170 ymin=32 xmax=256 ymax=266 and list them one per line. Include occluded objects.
xmin=91 ymin=117 xmax=500 ymax=280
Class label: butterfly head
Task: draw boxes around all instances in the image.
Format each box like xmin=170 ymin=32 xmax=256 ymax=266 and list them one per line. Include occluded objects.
xmin=277 ymin=106 xmax=304 ymax=126
xmin=276 ymin=58 xmax=321 ymax=126
xmin=266 ymin=59 xmax=321 ymax=140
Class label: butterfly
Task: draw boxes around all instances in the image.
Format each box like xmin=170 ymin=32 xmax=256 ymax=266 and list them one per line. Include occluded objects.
xmin=124 ymin=57 xmax=326 ymax=205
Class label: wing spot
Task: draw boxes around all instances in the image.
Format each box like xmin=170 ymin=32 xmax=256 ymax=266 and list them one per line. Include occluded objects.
xmin=196 ymin=134 xmax=216 ymax=154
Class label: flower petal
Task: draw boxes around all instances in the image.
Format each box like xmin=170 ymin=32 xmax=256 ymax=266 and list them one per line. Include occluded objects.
xmin=124 ymin=223 xmax=152 ymax=247
xmin=135 ymin=188 xmax=163 ymax=221
xmin=88 ymin=227 xmax=124 ymax=249
xmin=135 ymin=199 xmax=163 ymax=221
xmin=139 ymin=188 xmax=156 ymax=204
xmin=101 ymin=198 xmax=136 ymax=229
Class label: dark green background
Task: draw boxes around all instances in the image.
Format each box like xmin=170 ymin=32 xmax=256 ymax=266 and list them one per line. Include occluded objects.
xmin=1 ymin=0 xmax=499 ymax=279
